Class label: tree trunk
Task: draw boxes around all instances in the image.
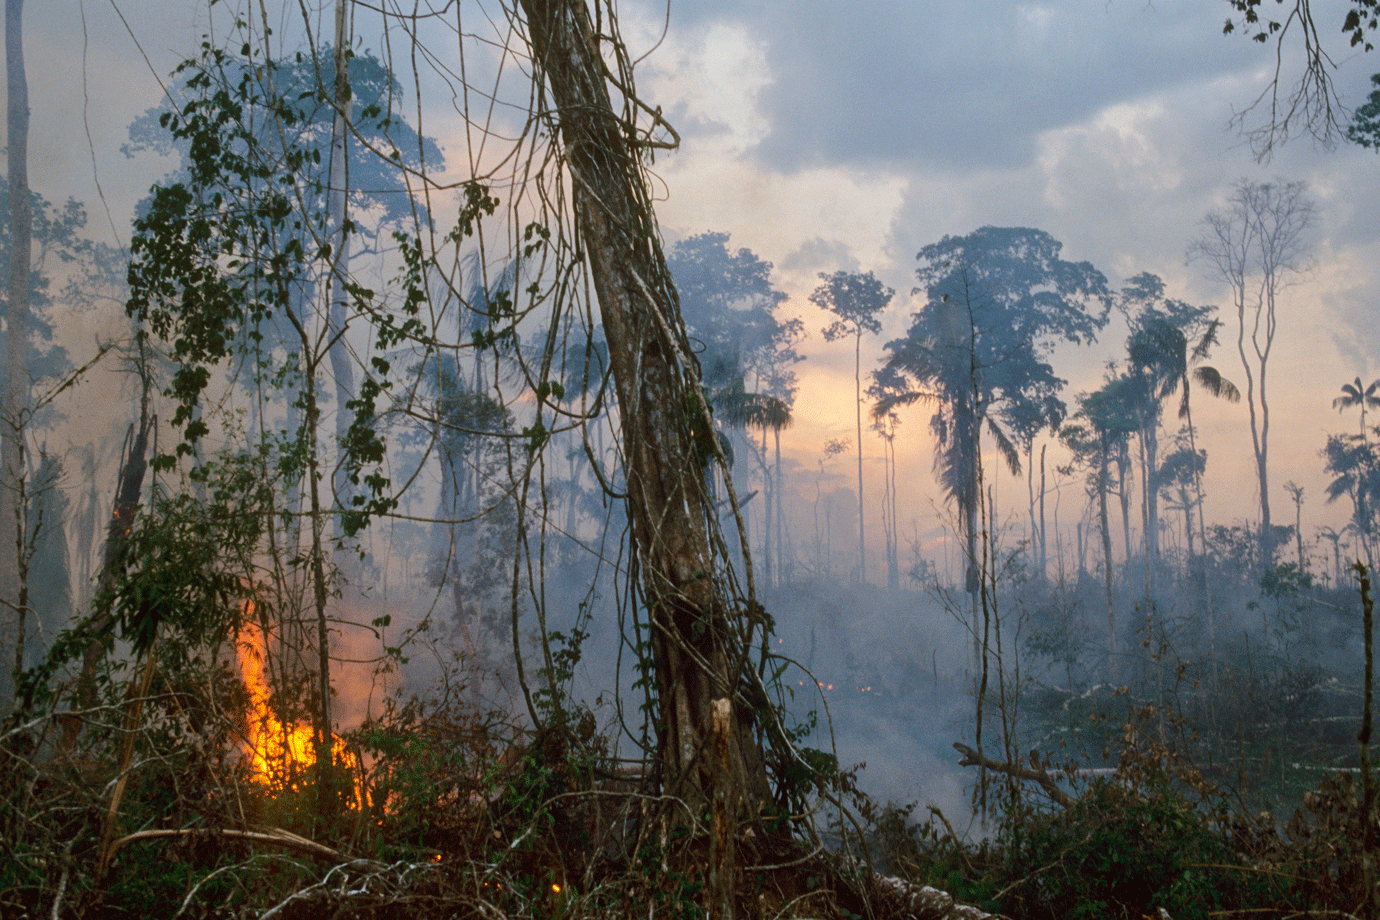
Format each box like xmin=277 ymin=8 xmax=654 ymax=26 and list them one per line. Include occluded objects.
xmin=1099 ymin=456 xmax=1116 ymax=660
xmin=887 ymin=433 xmax=900 ymax=590
xmin=518 ymin=0 xmax=769 ymax=820
xmin=1038 ymin=443 xmax=1048 ymax=580
xmin=72 ymin=400 xmax=152 ymax=718
xmin=1143 ymin=417 xmax=1159 ymax=596
xmin=327 ymin=0 xmax=357 ymax=531
xmin=854 ymin=330 xmax=865 ymax=583
xmin=1 ymin=0 xmax=31 ymax=711
xmin=761 ymin=426 xmax=773 ymax=590
xmin=774 ymin=426 xmax=785 ymax=583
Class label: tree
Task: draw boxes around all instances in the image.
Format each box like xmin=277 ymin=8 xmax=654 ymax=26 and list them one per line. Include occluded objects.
xmin=811 ymin=270 xmax=891 ymax=584
xmin=517 ymin=0 xmax=773 ymax=841
xmin=1120 ymin=273 xmax=1237 ymax=593
xmin=868 ymin=364 xmax=907 ymax=590
xmin=1350 ymin=71 xmax=1380 ymax=150
xmin=1189 ymin=179 xmax=1314 ymax=567
xmin=1159 ymin=437 xmax=1209 ymax=560
xmin=1 ymin=0 xmax=85 ymax=709
xmin=1 ymin=0 xmax=30 ymax=711
xmin=754 ymin=317 xmax=805 ymax=588
xmin=877 ymin=227 xmax=1110 ymax=619
xmin=1062 ymin=378 xmax=1140 ymax=654
xmin=123 ymin=29 xmax=438 ymax=817
xmin=1323 ymin=432 xmax=1380 ymax=568
xmin=667 ymin=232 xmax=787 ymax=399
xmin=1330 ymin=377 xmax=1380 ymax=566
xmin=667 ymin=232 xmax=799 ymax=586
xmin=1222 ymin=0 xmax=1380 ymax=155
xmin=1284 ymin=479 xmax=1306 ymax=569
xmin=1318 ymin=524 xmax=1347 ymax=587
xmin=1334 ymin=376 xmax=1380 ymax=439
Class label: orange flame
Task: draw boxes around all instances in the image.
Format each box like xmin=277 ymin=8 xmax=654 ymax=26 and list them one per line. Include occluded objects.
xmin=236 ymin=602 xmax=356 ymax=791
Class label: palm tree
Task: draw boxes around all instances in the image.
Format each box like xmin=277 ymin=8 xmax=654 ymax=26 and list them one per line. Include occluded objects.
xmin=1334 ymin=376 xmax=1380 ymax=441
xmin=1323 ymin=432 xmax=1379 ymax=569
xmin=1317 ymin=524 xmax=1347 ymax=588
xmin=877 ymin=294 xmax=1020 ymax=610
xmin=1120 ymin=276 xmax=1239 ymax=576
xmin=1326 ymin=376 xmax=1380 ymax=571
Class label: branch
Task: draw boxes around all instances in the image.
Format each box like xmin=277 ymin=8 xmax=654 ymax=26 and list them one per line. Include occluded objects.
xmin=953 ymin=742 xmax=1076 ymax=809
xmin=105 ymin=827 xmax=386 ymax=871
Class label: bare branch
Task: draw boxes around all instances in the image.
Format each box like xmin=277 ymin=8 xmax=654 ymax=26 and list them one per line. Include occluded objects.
xmin=953 ymin=742 xmax=1077 ymax=809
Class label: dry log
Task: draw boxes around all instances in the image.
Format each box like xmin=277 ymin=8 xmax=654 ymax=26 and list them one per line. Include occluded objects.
xmin=952 ymin=742 xmax=1077 ymax=809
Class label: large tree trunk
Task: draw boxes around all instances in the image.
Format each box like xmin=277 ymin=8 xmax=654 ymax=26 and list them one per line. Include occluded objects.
xmin=518 ymin=0 xmax=769 ymax=821
xmin=1 ymin=0 xmax=32 ymax=711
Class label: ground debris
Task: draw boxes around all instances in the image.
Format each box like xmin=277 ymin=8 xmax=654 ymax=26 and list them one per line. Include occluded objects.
xmin=868 ymin=873 xmax=1006 ymax=920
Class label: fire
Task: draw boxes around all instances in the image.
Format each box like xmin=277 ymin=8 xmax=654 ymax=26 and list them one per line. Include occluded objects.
xmin=236 ymin=603 xmax=357 ymax=791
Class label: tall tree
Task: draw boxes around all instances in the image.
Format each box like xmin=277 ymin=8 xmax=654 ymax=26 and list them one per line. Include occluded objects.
xmin=1 ymin=0 xmax=30 ymax=709
xmin=878 ymin=227 xmax=1109 ymax=619
xmin=868 ymin=364 xmax=907 ymax=590
xmin=1332 ymin=376 xmax=1380 ymax=566
xmin=1189 ymin=180 xmax=1314 ymax=567
xmin=1061 ymin=377 xmax=1139 ymax=656
xmin=517 ymin=0 xmax=772 ymax=839
xmin=754 ymin=317 xmax=805 ymax=589
xmin=324 ymin=0 xmax=356 ymax=525
xmin=811 ymin=270 xmax=891 ymax=584
xmin=1119 ymin=273 xmax=1234 ymax=593
xmin=667 ymin=231 xmax=797 ymax=581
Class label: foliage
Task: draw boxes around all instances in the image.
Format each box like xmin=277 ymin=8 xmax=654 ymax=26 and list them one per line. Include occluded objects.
xmin=123 ymin=32 xmax=443 ymax=534
xmin=668 ymin=232 xmax=800 ymax=433
xmin=878 ymin=227 xmax=1110 ymax=592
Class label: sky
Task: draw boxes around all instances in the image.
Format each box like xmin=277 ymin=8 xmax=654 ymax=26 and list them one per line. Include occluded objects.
xmin=9 ymin=0 xmax=1380 ymax=581
xmin=621 ymin=0 xmax=1380 ymax=573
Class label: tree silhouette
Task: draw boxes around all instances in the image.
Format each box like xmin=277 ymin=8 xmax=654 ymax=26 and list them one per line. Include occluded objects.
xmin=1120 ymin=273 xmax=1237 ymax=593
xmin=1159 ymin=437 xmax=1208 ymax=559
xmin=1189 ymin=179 xmax=1314 ymax=567
xmin=811 ymin=270 xmax=892 ymax=584
xmin=1323 ymin=432 xmax=1380 ymax=569
xmin=2 ymin=0 xmax=32 ymax=709
xmin=1062 ymin=376 xmax=1139 ymax=654
xmin=668 ymin=232 xmax=800 ymax=586
xmin=878 ymin=227 xmax=1109 ymax=617
xmin=1334 ymin=376 xmax=1380 ymax=441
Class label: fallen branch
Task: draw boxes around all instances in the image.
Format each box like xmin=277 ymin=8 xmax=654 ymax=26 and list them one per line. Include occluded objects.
xmin=105 ymin=826 xmax=385 ymax=871
xmin=953 ymin=743 xmax=1076 ymax=809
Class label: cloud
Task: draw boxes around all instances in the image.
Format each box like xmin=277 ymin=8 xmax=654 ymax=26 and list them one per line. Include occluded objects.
xmin=781 ymin=237 xmax=858 ymax=276
xmin=738 ymin=2 xmax=1256 ymax=174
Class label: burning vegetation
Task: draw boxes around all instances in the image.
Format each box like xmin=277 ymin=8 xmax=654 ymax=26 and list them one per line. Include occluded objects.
xmin=9 ymin=0 xmax=1380 ymax=917
xmin=234 ymin=609 xmax=359 ymax=797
